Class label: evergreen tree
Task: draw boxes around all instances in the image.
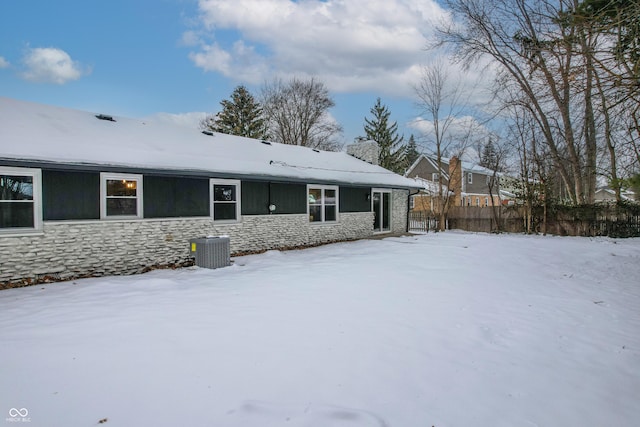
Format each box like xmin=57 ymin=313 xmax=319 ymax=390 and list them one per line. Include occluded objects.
xmin=479 ymin=139 xmax=499 ymax=170
xmin=404 ymin=134 xmax=420 ymax=170
xmin=201 ymin=85 xmax=268 ymax=139
xmin=626 ymin=173 xmax=640 ymax=196
xmin=362 ymin=98 xmax=405 ymax=173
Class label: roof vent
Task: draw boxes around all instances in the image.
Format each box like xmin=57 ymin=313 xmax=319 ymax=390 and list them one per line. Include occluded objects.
xmin=261 ymin=140 xmax=272 ymax=145
xmin=202 ymin=130 xmax=214 ymax=136
xmin=95 ymin=114 xmax=115 ymax=122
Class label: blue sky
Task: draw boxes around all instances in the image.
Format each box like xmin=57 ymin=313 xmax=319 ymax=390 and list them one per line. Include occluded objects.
xmin=0 ymin=0 xmax=466 ymax=150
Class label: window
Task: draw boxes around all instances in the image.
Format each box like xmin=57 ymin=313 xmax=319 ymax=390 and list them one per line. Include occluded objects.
xmin=210 ymin=179 xmax=241 ymax=222
xmin=468 ymin=173 xmax=473 ymax=184
xmin=308 ymin=185 xmax=338 ymax=223
xmin=476 ymin=197 xmax=480 ymax=206
xmin=485 ymin=197 xmax=489 ymax=207
xmin=0 ymin=167 xmax=42 ymax=231
xmin=432 ymin=172 xmax=440 ymax=182
xmin=100 ymin=173 xmax=143 ymax=219
xmin=409 ymin=195 xmax=415 ymax=210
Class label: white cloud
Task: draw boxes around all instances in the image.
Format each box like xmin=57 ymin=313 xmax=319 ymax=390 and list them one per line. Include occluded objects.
xmin=408 ymin=114 xmax=491 ymax=157
xmin=0 ymin=56 xmax=9 ymax=69
xmin=186 ymin=0 xmax=450 ymax=95
xmin=188 ymin=39 xmax=269 ymax=83
xmin=21 ymin=47 xmax=90 ymax=84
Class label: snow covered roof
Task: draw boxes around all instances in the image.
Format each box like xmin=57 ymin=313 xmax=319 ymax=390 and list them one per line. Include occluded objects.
xmin=411 ymin=177 xmax=449 ymax=196
xmin=0 ymin=97 xmax=420 ymax=189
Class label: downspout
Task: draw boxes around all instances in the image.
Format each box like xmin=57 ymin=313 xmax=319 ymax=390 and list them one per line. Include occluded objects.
xmin=406 ymin=189 xmax=420 ymax=233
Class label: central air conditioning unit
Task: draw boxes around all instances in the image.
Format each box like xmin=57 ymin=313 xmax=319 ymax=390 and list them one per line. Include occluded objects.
xmin=189 ymin=236 xmax=231 ymax=269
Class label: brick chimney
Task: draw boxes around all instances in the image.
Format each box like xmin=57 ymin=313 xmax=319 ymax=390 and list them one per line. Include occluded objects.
xmin=449 ymin=156 xmax=463 ymax=206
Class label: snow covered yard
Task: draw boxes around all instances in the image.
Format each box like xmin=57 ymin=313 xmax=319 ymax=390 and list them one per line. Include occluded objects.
xmin=1 ymin=232 xmax=639 ymax=427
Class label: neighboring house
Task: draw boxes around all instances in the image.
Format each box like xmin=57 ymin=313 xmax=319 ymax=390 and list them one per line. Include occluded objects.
xmin=0 ymin=97 xmax=420 ymax=284
xmin=408 ymin=177 xmax=449 ymax=213
xmin=594 ymin=186 xmax=637 ymax=203
xmin=405 ymin=154 xmax=502 ymax=211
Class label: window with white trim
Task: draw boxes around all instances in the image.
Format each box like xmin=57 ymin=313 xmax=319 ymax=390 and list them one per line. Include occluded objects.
xmin=432 ymin=172 xmax=440 ymax=182
xmin=210 ymin=179 xmax=241 ymax=222
xmin=468 ymin=173 xmax=473 ymax=184
xmin=476 ymin=197 xmax=480 ymax=206
xmin=0 ymin=167 xmax=42 ymax=231
xmin=100 ymin=173 xmax=143 ymax=219
xmin=308 ymin=185 xmax=338 ymax=223
xmin=409 ymin=195 xmax=415 ymax=210
xmin=485 ymin=197 xmax=489 ymax=207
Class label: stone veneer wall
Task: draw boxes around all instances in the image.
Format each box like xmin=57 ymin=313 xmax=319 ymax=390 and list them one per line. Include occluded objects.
xmin=0 ymin=212 xmax=374 ymax=284
xmin=392 ymin=189 xmax=409 ymax=233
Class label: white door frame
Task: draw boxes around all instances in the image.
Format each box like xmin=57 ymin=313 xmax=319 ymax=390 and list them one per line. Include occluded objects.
xmin=371 ymin=188 xmax=392 ymax=233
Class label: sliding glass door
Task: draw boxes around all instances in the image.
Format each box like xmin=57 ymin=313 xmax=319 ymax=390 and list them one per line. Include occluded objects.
xmin=372 ymin=189 xmax=391 ymax=233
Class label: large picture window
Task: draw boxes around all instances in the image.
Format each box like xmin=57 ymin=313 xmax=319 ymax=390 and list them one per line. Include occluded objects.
xmin=100 ymin=173 xmax=143 ymax=219
xmin=308 ymin=185 xmax=338 ymax=223
xmin=0 ymin=167 xmax=42 ymax=231
xmin=210 ymin=179 xmax=241 ymax=222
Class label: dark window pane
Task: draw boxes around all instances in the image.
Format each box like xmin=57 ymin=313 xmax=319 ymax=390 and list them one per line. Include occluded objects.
xmin=0 ymin=175 xmax=34 ymax=201
xmin=309 ymin=205 xmax=322 ymax=222
xmin=107 ymin=179 xmax=137 ymax=197
xmin=106 ymin=198 xmax=137 ymax=216
xmin=325 ymin=205 xmax=336 ymax=221
xmin=383 ymin=192 xmax=390 ymax=230
xmin=373 ymin=193 xmax=381 ymax=231
xmin=213 ymin=203 xmax=236 ymax=220
xmin=214 ymin=185 xmax=236 ymax=202
xmin=325 ymin=189 xmax=336 ymax=205
xmin=0 ymin=202 xmax=34 ymax=228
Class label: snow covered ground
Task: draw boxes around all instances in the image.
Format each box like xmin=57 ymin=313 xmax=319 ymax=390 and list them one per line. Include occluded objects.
xmin=1 ymin=231 xmax=639 ymax=427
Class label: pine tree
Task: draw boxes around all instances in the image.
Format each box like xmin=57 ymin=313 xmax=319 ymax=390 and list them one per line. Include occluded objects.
xmin=362 ymin=98 xmax=405 ymax=173
xmin=479 ymin=139 xmax=499 ymax=170
xmin=201 ymin=85 xmax=268 ymax=139
xmin=404 ymin=134 xmax=420 ymax=171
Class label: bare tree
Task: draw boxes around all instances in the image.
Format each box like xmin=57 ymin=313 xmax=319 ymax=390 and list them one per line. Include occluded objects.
xmin=478 ymin=137 xmax=510 ymax=232
xmin=439 ymin=0 xmax=601 ymax=204
xmin=261 ymin=77 xmax=343 ymax=151
xmin=414 ymin=59 xmax=480 ymax=230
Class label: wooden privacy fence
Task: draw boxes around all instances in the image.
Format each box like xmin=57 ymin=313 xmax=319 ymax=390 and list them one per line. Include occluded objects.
xmin=443 ymin=203 xmax=640 ymax=237
xmin=447 ymin=206 xmax=525 ymax=234
xmin=540 ymin=204 xmax=640 ymax=238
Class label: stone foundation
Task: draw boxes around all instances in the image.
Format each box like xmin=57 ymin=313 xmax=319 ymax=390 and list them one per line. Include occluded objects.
xmin=0 ymin=212 xmax=375 ymax=285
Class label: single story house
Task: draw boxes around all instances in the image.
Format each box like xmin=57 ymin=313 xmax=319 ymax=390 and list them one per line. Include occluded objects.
xmin=0 ymin=97 xmax=421 ymax=285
